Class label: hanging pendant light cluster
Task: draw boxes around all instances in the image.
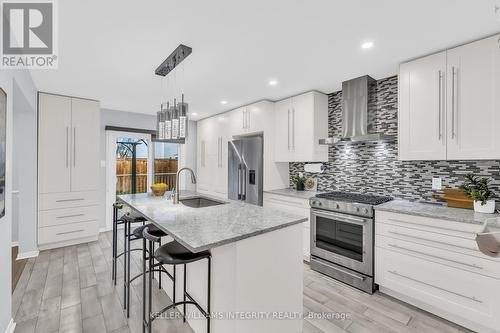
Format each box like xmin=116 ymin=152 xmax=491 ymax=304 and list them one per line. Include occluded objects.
xmin=155 ymin=44 xmax=192 ymax=142
xmin=157 ymin=94 xmax=188 ymax=140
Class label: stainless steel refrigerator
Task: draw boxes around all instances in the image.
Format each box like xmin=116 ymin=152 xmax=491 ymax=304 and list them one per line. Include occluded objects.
xmin=228 ymin=135 xmax=263 ymax=206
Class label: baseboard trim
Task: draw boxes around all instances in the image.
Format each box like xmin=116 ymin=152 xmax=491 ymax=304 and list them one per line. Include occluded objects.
xmin=37 ymin=235 xmax=98 ymax=251
xmin=16 ymin=250 xmax=39 ymax=260
xmin=99 ymin=226 xmax=112 ymax=233
xmin=5 ymin=318 xmax=16 ymax=333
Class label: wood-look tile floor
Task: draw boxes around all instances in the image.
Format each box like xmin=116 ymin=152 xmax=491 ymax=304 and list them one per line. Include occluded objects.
xmin=12 ymin=246 xmax=27 ymax=291
xmin=12 ymin=231 xmax=473 ymax=333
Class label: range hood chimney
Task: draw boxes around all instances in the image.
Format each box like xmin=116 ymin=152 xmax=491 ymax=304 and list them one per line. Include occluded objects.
xmin=319 ymin=75 xmax=395 ymax=144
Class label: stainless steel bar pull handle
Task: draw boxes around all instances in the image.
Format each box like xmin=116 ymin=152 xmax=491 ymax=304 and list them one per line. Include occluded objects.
xmin=451 ymin=66 xmax=457 ymax=139
xmin=238 ymin=164 xmax=245 ymax=200
xmin=242 ymin=164 xmax=247 ymax=201
xmin=56 ymin=198 xmax=84 ymax=202
xmin=388 ymin=270 xmax=482 ymax=303
xmin=437 ymin=71 xmax=442 ymax=140
xmin=56 ymin=214 xmax=85 ymax=219
xmin=73 ymin=127 xmax=76 ymax=167
xmin=287 ymin=109 xmax=291 ymax=151
xmin=57 ymin=229 xmax=85 ymax=236
xmin=66 ymin=127 xmax=69 ymax=168
xmin=292 ymin=108 xmax=295 ymax=150
xmin=388 ymin=243 xmax=483 ymax=270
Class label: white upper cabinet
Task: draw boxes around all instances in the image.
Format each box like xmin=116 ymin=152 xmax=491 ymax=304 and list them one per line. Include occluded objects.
xmin=71 ymin=98 xmax=100 ymax=192
xmin=274 ymin=98 xmax=293 ymax=161
xmin=399 ymin=52 xmax=447 ymax=160
xmin=399 ymin=34 xmax=500 ymax=160
xmin=274 ymin=91 xmax=328 ymax=162
xmin=446 ymin=35 xmax=500 ymax=160
xmin=39 ymin=94 xmax=72 ymax=193
xmin=228 ymin=101 xmax=273 ymax=136
xmin=39 ymin=94 xmax=100 ymax=193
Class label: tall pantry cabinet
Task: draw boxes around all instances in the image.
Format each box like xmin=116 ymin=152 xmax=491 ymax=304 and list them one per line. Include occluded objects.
xmin=38 ymin=93 xmax=100 ymax=249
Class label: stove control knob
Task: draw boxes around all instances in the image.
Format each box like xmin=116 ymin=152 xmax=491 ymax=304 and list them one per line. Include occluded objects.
xmin=356 ymin=207 xmax=360 ymax=212
xmin=335 ymin=204 xmax=340 ymax=209
xmin=311 ymin=201 xmax=317 ymax=205
xmin=364 ymin=208 xmax=369 ymax=214
xmin=318 ymin=202 xmax=322 ymax=206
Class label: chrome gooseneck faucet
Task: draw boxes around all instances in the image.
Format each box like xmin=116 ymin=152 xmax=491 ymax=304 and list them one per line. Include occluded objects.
xmin=173 ymin=167 xmax=197 ymax=204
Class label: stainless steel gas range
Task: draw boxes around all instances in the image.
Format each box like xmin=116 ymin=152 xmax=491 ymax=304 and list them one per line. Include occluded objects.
xmin=309 ymin=191 xmax=392 ymax=294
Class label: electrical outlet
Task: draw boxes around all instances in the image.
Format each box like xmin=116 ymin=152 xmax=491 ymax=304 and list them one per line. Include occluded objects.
xmin=432 ymin=177 xmax=442 ymax=190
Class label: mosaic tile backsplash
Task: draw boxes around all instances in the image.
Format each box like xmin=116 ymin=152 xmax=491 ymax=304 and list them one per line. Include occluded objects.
xmin=289 ymin=76 xmax=500 ymax=202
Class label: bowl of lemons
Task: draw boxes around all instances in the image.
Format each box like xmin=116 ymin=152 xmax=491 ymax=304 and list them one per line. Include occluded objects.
xmin=151 ymin=183 xmax=168 ymax=197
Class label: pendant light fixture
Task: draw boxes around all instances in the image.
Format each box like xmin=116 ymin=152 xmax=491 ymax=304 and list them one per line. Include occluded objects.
xmin=155 ymin=44 xmax=192 ymax=143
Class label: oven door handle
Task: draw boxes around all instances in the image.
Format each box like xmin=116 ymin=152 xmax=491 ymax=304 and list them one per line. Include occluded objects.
xmin=311 ymin=209 xmax=369 ymax=225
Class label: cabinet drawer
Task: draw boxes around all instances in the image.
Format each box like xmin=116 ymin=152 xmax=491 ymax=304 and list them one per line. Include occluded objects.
xmin=40 ymin=191 xmax=99 ymax=210
xmin=375 ymin=212 xmax=483 ymax=257
xmin=376 ymin=211 xmax=481 ymax=236
xmin=39 ymin=205 xmax=98 ymax=227
xmin=264 ymin=199 xmax=309 ymax=221
xmin=376 ymin=247 xmax=500 ymax=331
xmin=376 ymin=221 xmax=480 ymax=255
xmin=376 ymin=234 xmax=500 ymax=280
xmin=38 ymin=220 xmax=98 ymax=245
xmin=263 ymin=193 xmax=310 ymax=209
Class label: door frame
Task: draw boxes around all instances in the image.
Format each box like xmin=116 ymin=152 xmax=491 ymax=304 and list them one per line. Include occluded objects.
xmin=105 ymin=131 xmax=153 ymax=230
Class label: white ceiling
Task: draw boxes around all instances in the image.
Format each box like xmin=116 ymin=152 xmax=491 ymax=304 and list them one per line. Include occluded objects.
xmin=31 ymin=0 xmax=500 ymax=119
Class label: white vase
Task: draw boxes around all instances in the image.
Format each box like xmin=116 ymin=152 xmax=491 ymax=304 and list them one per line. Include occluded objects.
xmin=473 ymin=200 xmax=496 ymax=214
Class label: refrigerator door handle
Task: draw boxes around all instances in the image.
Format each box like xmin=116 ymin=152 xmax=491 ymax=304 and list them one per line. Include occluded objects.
xmin=242 ymin=164 xmax=247 ymax=201
xmin=237 ymin=164 xmax=242 ymax=200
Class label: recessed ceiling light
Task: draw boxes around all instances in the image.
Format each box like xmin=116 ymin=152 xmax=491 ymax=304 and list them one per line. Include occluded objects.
xmin=361 ymin=41 xmax=374 ymax=49
xmin=268 ymin=79 xmax=278 ymax=86
xmin=220 ymin=100 xmax=228 ymax=105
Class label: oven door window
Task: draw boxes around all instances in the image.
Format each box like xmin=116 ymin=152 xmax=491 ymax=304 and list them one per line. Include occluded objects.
xmin=315 ymin=215 xmax=363 ymax=262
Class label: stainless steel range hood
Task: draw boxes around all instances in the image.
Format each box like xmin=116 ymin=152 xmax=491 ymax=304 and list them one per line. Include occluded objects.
xmin=319 ymin=75 xmax=395 ymax=145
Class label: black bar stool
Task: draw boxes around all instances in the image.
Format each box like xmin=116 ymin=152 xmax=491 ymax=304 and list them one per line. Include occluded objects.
xmin=142 ymin=227 xmax=212 ymax=333
xmin=111 ymin=203 xmax=124 ymax=284
xmin=112 ymin=204 xmax=146 ymax=285
xmin=126 ymin=223 xmax=173 ymax=317
xmin=112 ymin=203 xmax=152 ymax=316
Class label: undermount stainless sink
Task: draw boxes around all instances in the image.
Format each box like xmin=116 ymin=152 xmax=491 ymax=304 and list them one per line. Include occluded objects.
xmin=180 ymin=197 xmax=226 ymax=208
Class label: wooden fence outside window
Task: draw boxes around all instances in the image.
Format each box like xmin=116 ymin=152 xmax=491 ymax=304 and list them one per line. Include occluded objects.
xmin=116 ymin=158 xmax=178 ymax=194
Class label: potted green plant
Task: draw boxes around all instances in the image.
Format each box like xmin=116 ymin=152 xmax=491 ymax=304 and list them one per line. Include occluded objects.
xmin=459 ymin=173 xmax=496 ymax=213
xmin=292 ymin=172 xmax=307 ymax=191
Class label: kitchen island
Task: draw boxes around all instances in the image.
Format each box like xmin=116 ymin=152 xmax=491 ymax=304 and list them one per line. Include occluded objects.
xmin=117 ymin=191 xmax=307 ymax=333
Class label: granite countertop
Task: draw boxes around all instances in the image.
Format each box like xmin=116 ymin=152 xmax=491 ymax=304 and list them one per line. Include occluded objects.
xmin=117 ymin=191 xmax=307 ymax=253
xmin=264 ymin=188 xmax=323 ymax=200
xmin=375 ymin=199 xmax=500 ymax=225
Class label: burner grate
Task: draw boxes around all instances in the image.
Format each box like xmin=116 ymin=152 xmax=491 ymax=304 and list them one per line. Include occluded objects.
xmin=315 ymin=191 xmax=392 ymax=205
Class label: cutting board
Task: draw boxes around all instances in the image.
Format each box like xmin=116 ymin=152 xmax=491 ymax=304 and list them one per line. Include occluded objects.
xmin=432 ymin=188 xmax=473 ymax=209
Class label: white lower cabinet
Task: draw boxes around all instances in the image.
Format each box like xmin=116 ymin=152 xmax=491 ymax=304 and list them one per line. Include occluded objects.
xmin=375 ymin=211 xmax=500 ymax=333
xmin=263 ymin=193 xmax=310 ymax=261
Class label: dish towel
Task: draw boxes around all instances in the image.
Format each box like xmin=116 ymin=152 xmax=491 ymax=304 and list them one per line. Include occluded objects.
xmin=476 ymin=218 xmax=500 ymax=257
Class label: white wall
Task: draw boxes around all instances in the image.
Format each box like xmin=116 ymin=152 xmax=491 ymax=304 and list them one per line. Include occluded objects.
xmin=12 ymin=81 xmax=38 ymax=255
xmin=0 ymin=69 xmax=37 ymax=333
